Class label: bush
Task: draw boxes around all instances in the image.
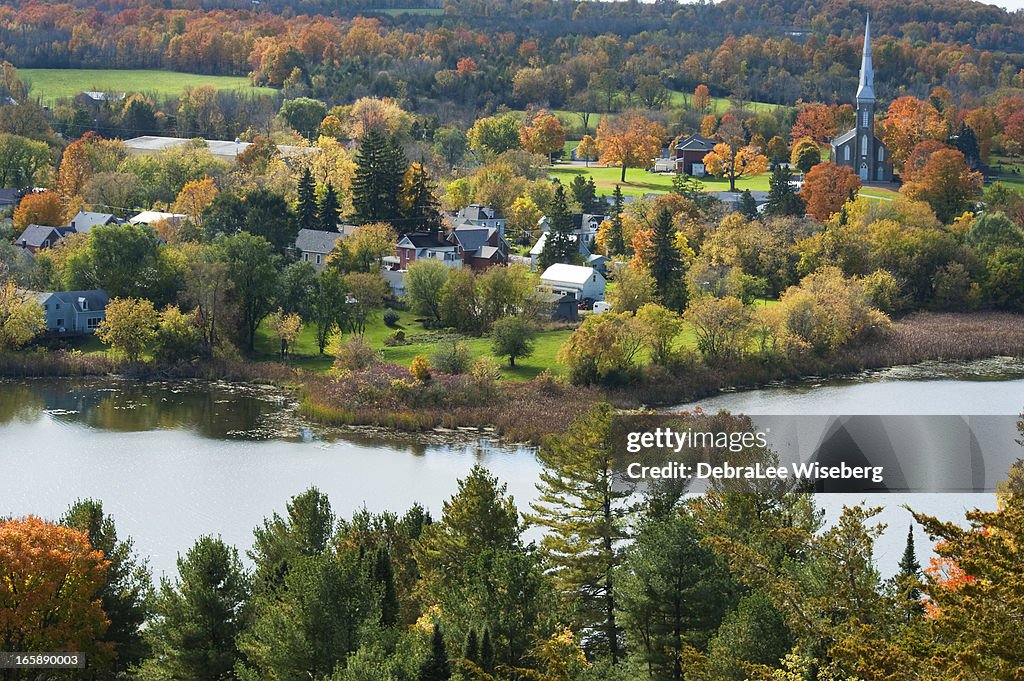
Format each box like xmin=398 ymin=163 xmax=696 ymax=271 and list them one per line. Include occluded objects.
xmin=410 ymin=355 xmax=431 ymax=382
xmin=430 ymin=340 xmax=473 ymax=374
xmin=383 ymin=331 xmax=407 ymax=346
xmin=383 ymin=308 xmax=401 ymax=327
xmin=330 ymin=334 xmax=380 ymax=373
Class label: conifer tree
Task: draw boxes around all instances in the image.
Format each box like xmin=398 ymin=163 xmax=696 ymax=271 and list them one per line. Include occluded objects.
xmin=297 ymin=166 xmax=318 ymax=230
xmin=351 ymin=127 xmax=407 ymax=225
xmin=764 ymin=164 xmax=805 ymax=217
xmin=607 ymin=185 xmax=627 ymax=255
xmin=896 ymin=525 xmax=923 ymax=620
xmin=648 ymin=207 xmax=686 ymax=310
xmin=373 ymin=546 xmax=400 ymax=628
xmin=400 ymin=161 xmax=442 ymax=235
xmin=479 ymin=628 xmax=495 ymax=673
xmin=463 ymin=629 xmax=479 ymax=664
xmin=538 ymin=181 xmax=578 ymax=270
xmin=527 ymin=403 xmax=633 ymax=663
xmin=738 ymin=189 xmax=758 ymax=219
xmin=419 ymin=623 xmax=451 ymax=681
xmin=317 ymin=183 xmax=341 ymax=232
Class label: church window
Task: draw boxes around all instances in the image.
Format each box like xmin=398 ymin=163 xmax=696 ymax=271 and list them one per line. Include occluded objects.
xmin=878 ymin=147 xmax=884 ymax=161
xmin=844 ymin=145 xmax=850 ymax=161
xmin=860 ymin=134 xmax=868 ymax=155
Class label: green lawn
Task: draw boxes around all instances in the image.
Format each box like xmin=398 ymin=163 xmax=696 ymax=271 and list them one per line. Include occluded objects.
xmin=989 ymin=156 xmax=1024 ymax=192
xmin=19 ymin=68 xmax=277 ymax=103
xmin=254 ymin=308 xmax=574 ymax=381
xmin=667 ymin=91 xmax=789 ymax=115
xmin=547 ymin=164 xmax=771 ymax=197
xmin=858 ymin=186 xmax=901 ymax=201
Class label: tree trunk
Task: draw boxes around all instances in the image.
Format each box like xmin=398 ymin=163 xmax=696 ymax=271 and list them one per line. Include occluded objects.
xmin=509 ymin=355 xmax=515 ymax=367
xmin=620 ymin=164 xmax=627 ymax=182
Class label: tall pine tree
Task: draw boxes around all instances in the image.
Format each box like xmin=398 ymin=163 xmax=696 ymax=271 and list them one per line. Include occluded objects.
xmin=317 ymin=183 xmax=341 ymax=232
xmin=648 ymin=207 xmax=686 ymax=310
xmin=538 ymin=181 xmax=578 ymax=270
xmin=297 ymin=166 xmax=318 ymax=230
xmin=351 ymin=127 xmax=407 ymax=225
xmin=764 ymin=165 xmax=805 ymax=217
xmin=419 ymin=623 xmax=452 ymax=681
xmin=399 ymin=161 xmax=442 ymax=235
xmin=606 ymin=185 xmax=627 ymax=255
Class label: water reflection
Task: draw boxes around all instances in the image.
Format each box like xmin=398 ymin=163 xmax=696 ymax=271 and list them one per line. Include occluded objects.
xmin=0 ymin=378 xmax=296 ymax=440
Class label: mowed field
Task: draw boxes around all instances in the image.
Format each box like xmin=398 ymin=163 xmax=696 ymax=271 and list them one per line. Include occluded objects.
xmin=548 ymin=164 xmax=772 ymax=196
xmin=19 ymin=68 xmax=277 ymax=102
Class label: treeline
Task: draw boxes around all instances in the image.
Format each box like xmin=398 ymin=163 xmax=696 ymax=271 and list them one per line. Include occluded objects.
xmin=4 ymin=409 xmax=1024 ymax=680
xmin=0 ymin=0 xmax=1020 ymax=116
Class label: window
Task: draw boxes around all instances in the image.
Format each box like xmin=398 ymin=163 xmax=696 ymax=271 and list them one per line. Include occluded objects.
xmin=55 ymin=303 xmax=61 ymax=310
xmin=87 ymin=317 xmax=101 ymax=329
xmin=316 ymin=254 xmax=322 ymax=265
xmin=43 ymin=239 xmax=50 ymax=248
xmin=56 ymin=319 xmax=64 ymax=327
xmin=42 ymin=304 xmax=48 ymax=311
xmin=844 ymin=145 xmax=851 ymax=161
xmin=303 ymin=253 xmax=308 ymax=261
xmin=862 ymin=109 xmax=869 ymax=126
xmin=81 ymin=300 xmax=88 ymax=311
xmin=860 ymin=134 xmax=868 ymax=155
xmin=878 ymin=147 xmax=884 ymax=161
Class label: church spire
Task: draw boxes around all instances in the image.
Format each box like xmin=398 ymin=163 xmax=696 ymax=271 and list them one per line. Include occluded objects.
xmin=856 ymin=14 xmax=875 ymax=102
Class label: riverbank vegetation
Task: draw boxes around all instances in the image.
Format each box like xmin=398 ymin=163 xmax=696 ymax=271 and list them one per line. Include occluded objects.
xmin=4 ymin=410 xmax=1024 ymax=680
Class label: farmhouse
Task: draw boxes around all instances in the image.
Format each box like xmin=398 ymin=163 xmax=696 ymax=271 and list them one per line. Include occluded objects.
xmin=395 ymin=232 xmax=460 ymax=269
xmin=447 ymin=225 xmax=510 ymax=270
xmin=672 ymin=134 xmax=716 ymax=176
xmin=32 ymin=289 xmax=110 ymax=334
xmin=539 ymin=263 xmax=606 ymax=302
xmin=829 ymin=16 xmax=893 ymax=182
xmin=14 ymin=225 xmax=73 ymax=252
xmin=295 ymin=229 xmax=344 ymax=270
xmin=451 ymin=204 xmax=506 ymax=234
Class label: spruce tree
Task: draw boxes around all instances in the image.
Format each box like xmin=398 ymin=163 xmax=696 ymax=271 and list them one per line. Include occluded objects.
xmin=373 ymin=546 xmax=400 ymax=627
xmin=479 ymin=628 xmax=495 ymax=673
xmin=351 ymin=127 xmax=408 ymax=225
xmin=764 ymin=165 xmax=805 ymax=217
xmin=738 ymin=189 xmax=758 ymax=219
xmin=419 ymin=623 xmax=451 ymax=681
xmin=538 ymin=181 xmax=578 ymax=270
xmin=950 ymin=121 xmax=980 ymax=168
xmin=463 ymin=629 xmax=479 ymax=664
xmin=400 ymin=162 xmax=442 ymax=235
xmin=607 ymin=185 xmax=627 ymax=255
xmin=648 ymin=207 xmax=686 ymax=310
xmin=297 ymin=166 xmax=317 ymax=230
xmin=317 ymin=183 xmax=341 ymax=232
xmin=897 ymin=525 xmax=924 ymax=619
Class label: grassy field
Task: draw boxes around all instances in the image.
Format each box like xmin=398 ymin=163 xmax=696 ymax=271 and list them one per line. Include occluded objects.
xmin=254 ymin=308 xmax=574 ymax=381
xmin=667 ymin=91 xmax=788 ymax=115
xmin=989 ymin=156 xmax=1024 ymax=192
xmin=19 ymin=68 xmax=277 ymax=103
xmin=547 ymin=164 xmax=771 ymax=196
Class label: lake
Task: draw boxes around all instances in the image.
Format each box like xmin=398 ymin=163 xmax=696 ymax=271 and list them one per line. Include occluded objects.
xmin=2 ymin=362 xmax=1022 ymax=578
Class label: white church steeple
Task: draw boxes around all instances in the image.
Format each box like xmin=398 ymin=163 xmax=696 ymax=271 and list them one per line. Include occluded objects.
xmin=856 ymin=15 xmax=875 ymax=103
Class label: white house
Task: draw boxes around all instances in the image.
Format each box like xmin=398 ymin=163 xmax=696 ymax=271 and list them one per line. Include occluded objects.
xmin=539 ymin=263 xmax=606 ymax=302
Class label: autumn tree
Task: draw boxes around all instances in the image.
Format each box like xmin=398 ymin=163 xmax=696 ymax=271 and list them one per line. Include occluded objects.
xmin=799 ymin=162 xmax=861 ymax=222
xmin=467 ymin=113 xmax=522 ymax=158
xmin=881 ymin=96 xmax=947 ymax=170
xmin=268 ymin=307 xmax=302 ymax=359
xmin=13 ymin=190 xmax=64 ymax=232
xmin=790 ymin=103 xmax=842 ymax=144
xmin=596 ymin=113 xmax=666 ymax=182
xmin=790 ymin=138 xmax=822 ymax=173
xmin=703 ymin=142 xmax=768 ymax=192
xmin=0 ymin=516 xmax=113 ymax=668
xmin=693 ymin=84 xmax=712 ymax=113
xmin=173 ymin=177 xmax=218 ymax=225
xmin=56 ymin=136 xmax=93 ymax=203
xmin=900 ymin=148 xmax=983 ymax=223
xmin=0 ymin=279 xmax=43 ymax=350
xmin=606 ymin=264 xmax=655 ymax=313
xmin=577 ymin=134 xmax=598 ymax=167
xmin=520 ymin=110 xmax=566 ymax=164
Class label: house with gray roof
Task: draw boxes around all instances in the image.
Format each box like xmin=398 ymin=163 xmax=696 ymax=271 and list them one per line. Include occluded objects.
xmin=32 ymin=289 xmax=109 ymax=334
xmin=14 ymin=225 xmax=73 ymax=253
xmin=295 ymin=228 xmax=344 ymax=270
xmin=446 ymin=225 xmax=509 ymax=270
xmin=68 ymin=211 xmax=119 ymax=233
xmin=395 ymin=232 xmax=459 ymax=269
xmin=451 ymin=204 xmax=506 ymax=235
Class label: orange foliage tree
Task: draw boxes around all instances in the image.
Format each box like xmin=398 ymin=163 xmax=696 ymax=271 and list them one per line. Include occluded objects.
xmin=56 ymin=136 xmax=93 ymax=202
xmin=790 ymin=102 xmax=843 ymax=143
xmin=13 ymin=190 xmax=65 ymax=232
xmin=520 ymin=110 xmax=566 ymax=163
xmin=173 ymin=177 xmax=219 ymax=223
xmin=900 ymin=148 xmax=983 ymax=223
xmin=693 ymin=84 xmax=711 ymax=113
xmin=799 ymin=161 xmax=861 ymax=221
xmin=597 ymin=113 xmax=666 ymax=182
xmin=702 ymin=142 xmax=768 ymax=192
xmin=0 ymin=516 xmax=112 ymax=664
xmin=881 ymin=96 xmax=947 ymax=170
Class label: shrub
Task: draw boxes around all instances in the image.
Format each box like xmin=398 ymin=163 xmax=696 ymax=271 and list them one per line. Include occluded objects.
xmin=431 ymin=340 xmax=473 ymax=374
xmin=410 ymin=354 xmax=431 ymax=382
xmin=383 ymin=331 xmax=407 ymax=346
xmin=330 ymin=334 xmax=380 ymax=373
xmin=383 ymin=308 xmax=401 ymax=327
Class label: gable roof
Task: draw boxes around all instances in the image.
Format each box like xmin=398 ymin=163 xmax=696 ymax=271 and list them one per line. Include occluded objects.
xmin=449 ymin=226 xmax=493 ymax=253
xmin=675 ymin=134 xmax=716 ymax=152
xmin=15 ymin=224 xmax=65 ymax=248
xmin=456 ymin=204 xmax=503 ymax=222
xmin=398 ymin=232 xmax=451 ymax=250
xmin=35 ymin=289 xmax=110 ymax=312
xmin=295 ymin=228 xmax=344 ymax=254
xmin=69 ymin=211 xmax=117 ymax=232
xmin=0 ymin=188 xmax=21 ymax=206
xmin=130 ymin=210 xmax=187 ymax=225
xmin=832 ymin=128 xmax=857 ymax=146
xmin=540 ymin=263 xmax=599 ymax=286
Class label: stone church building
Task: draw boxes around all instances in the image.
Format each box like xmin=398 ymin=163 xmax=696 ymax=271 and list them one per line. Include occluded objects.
xmin=830 ymin=16 xmax=893 ymax=182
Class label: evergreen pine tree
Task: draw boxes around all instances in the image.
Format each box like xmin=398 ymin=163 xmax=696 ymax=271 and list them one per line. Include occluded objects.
xmin=897 ymin=525 xmax=924 ymax=619
xmin=738 ymin=189 xmax=759 ymax=219
xmin=419 ymin=623 xmax=451 ymax=681
xmin=373 ymin=546 xmax=400 ymax=627
xmin=297 ymin=167 xmax=317 ymax=230
xmin=479 ymin=628 xmax=495 ymax=673
xmin=463 ymin=629 xmax=479 ymax=664
xmin=317 ymin=183 xmax=341 ymax=232
xmin=607 ymin=185 xmax=627 ymax=255
xmin=571 ymin=175 xmax=599 ymax=213
xmin=400 ymin=161 xmax=442 ymax=235
xmin=538 ymin=181 xmax=578 ymax=270
xmin=764 ymin=165 xmax=805 ymax=217
xmin=950 ymin=121 xmax=980 ymax=168
xmin=648 ymin=207 xmax=687 ymax=310
xmin=351 ymin=127 xmax=407 ymax=225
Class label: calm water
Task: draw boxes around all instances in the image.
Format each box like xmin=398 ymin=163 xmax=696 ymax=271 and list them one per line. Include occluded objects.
xmin=2 ymin=363 xmax=1021 ymax=578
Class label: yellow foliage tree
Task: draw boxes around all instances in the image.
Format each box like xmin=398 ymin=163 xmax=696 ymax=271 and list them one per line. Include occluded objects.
xmin=596 ymin=112 xmax=666 ymax=182
xmin=703 ymin=142 xmax=768 ymax=192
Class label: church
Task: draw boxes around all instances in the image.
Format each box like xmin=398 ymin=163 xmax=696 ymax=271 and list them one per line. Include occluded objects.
xmin=829 ymin=16 xmax=893 ymax=182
